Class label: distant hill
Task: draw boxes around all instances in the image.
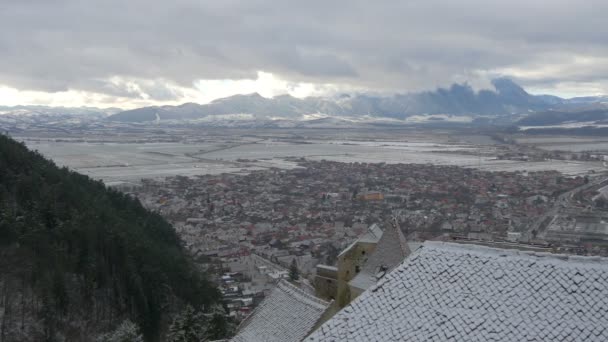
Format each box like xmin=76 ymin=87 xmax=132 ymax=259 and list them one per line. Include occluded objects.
xmin=107 ymin=78 xmax=590 ymax=123
xmin=0 ymin=105 xmax=120 ymax=118
xmin=517 ymin=109 xmax=608 ymax=126
xmin=107 ymin=93 xmax=349 ymax=122
xmin=0 ymin=135 xmax=225 ymax=341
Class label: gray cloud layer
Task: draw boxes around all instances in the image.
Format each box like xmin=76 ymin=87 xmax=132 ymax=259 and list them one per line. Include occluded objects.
xmin=1 ymin=0 xmax=607 ymax=102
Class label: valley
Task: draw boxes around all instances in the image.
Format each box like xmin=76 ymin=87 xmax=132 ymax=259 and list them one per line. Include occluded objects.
xmin=16 ymin=127 xmax=607 ymax=187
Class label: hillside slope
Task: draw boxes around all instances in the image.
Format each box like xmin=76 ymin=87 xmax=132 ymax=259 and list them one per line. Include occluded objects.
xmin=0 ymin=135 xmax=224 ymax=341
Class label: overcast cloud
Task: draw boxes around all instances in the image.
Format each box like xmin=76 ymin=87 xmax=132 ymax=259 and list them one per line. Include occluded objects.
xmin=1 ymin=0 xmax=607 ymax=107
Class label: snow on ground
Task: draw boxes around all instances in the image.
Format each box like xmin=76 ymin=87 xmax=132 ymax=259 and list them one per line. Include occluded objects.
xmin=23 ymin=137 xmax=605 ymax=184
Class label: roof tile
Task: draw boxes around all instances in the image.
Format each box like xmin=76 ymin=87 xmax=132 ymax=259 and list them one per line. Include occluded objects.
xmin=305 ymin=242 xmax=608 ymax=342
xmin=232 ymin=280 xmax=330 ymax=342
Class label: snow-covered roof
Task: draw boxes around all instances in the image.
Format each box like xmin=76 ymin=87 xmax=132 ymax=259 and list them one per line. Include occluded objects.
xmin=306 ymin=241 xmax=608 ymax=342
xmin=357 ymin=223 xmax=383 ymax=243
xmin=232 ymin=280 xmax=330 ymax=342
xmin=316 ymin=264 xmax=338 ymax=272
xmin=338 ymin=223 xmax=383 ymax=257
xmin=349 ymin=221 xmax=411 ymax=291
xmin=593 ymin=184 xmax=608 ymax=201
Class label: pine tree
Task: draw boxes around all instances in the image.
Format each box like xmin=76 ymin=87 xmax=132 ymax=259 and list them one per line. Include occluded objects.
xmin=96 ymin=319 xmax=143 ymax=342
xmin=289 ymin=259 xmax=299 ymax=281
xmin=205 ymin=304 xmax=235 ymax=340
xmin=166 ymin=305 xmax=207 ymax=342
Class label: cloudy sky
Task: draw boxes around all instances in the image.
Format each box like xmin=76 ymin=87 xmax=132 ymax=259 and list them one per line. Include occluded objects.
xmin=1 ymin=0 xmax=607 ymax=108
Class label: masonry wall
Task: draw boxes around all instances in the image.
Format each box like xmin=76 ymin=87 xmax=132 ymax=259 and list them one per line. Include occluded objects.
xmin=336 ymin=241 xmax=377 ymax=308
xmin=349 ymin=284 xmax=365 ymax=301
xmin=314 ymin=265 xmax=338 ymax=301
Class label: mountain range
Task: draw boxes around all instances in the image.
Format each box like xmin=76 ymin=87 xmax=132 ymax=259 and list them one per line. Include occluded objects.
xmin=107 ymin=78 xmax=608 ymax=123
xmin=0 ymin=105 xmax=121 ymax=118
xmin=1 ymin=79 xmax=607 ymax=130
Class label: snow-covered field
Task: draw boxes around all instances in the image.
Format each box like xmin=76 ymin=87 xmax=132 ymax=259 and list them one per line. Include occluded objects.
xmin=536 ymin=143 xmax=608 ymax=152
xmin=23 ymin=136 xmax=606 ymax=184
xmin=515 ymin=136 xmax=608 ymax=152
xmin=519 ymin=122 xmax=608 ymax=131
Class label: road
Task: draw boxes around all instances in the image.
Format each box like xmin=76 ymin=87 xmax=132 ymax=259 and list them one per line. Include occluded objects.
xmin=527 ymin=176 xmax=608 ymax=240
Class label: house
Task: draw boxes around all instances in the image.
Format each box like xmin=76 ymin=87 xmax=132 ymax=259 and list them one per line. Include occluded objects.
xmin=334 ymin=223 xmax=383 ymax=307
xmin=232 ymin=280 xmax=331 ymax=342
xmin=592 ymin=184 xmax=608 ymax=203
xmin=348 ymin=219 xmax=411 ymax=300
xmin=526 ymin=194 xmax=549 ymax=205
xmin=506 ymin=231 xmax=522 ymax=242
xmin=306 ymin=241 xmax=608 ymax=341
xmin=357 ymin=191 xmax=384 ymax=201
xmin=314 ymin=264 xmax=338 ymax=301
xmin=314 ymin=221 xmax=412 ymax=308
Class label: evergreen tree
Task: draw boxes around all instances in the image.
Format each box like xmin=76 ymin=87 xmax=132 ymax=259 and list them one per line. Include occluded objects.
xmin=96 ymin=319 xmax=144 ymax=342
xmin=289 ymin=259 xmax=300 ymax=281
xmin=205 ymin=304 xmax=235 ymax=340
xmin=166 ymin=305 xmax=206 ymax=342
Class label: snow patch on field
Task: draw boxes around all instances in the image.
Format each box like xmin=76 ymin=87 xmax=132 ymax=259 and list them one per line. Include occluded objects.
xmin=405 ymin=114 xmax=474 ymax=123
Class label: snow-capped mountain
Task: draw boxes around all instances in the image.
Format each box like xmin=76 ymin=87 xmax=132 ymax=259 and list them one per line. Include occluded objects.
xmin=107 ymin=78 xmax=597 ymax=123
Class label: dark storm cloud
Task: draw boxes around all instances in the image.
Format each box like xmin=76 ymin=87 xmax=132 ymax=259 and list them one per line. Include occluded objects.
xmin=1 ymin=0 xmax=607 ymax=99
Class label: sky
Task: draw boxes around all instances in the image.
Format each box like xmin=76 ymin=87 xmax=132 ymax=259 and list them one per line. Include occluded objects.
xmin=1 ymin=0 xmax=607 ymax=109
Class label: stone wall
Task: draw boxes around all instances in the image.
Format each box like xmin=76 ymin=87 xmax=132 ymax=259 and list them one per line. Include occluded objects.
xmin=336 ymin=241 xmax=377 ymax=307
xmin=314 ymin=265 xmax=338 ymax=301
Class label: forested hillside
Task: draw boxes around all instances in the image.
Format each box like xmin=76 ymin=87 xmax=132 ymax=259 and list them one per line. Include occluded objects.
xmin=0 ymin=135 xmax=226 ymax=341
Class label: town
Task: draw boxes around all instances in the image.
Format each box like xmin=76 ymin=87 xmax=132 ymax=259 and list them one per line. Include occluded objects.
xmin=122 ymin=158 xmax=608 ymax=323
